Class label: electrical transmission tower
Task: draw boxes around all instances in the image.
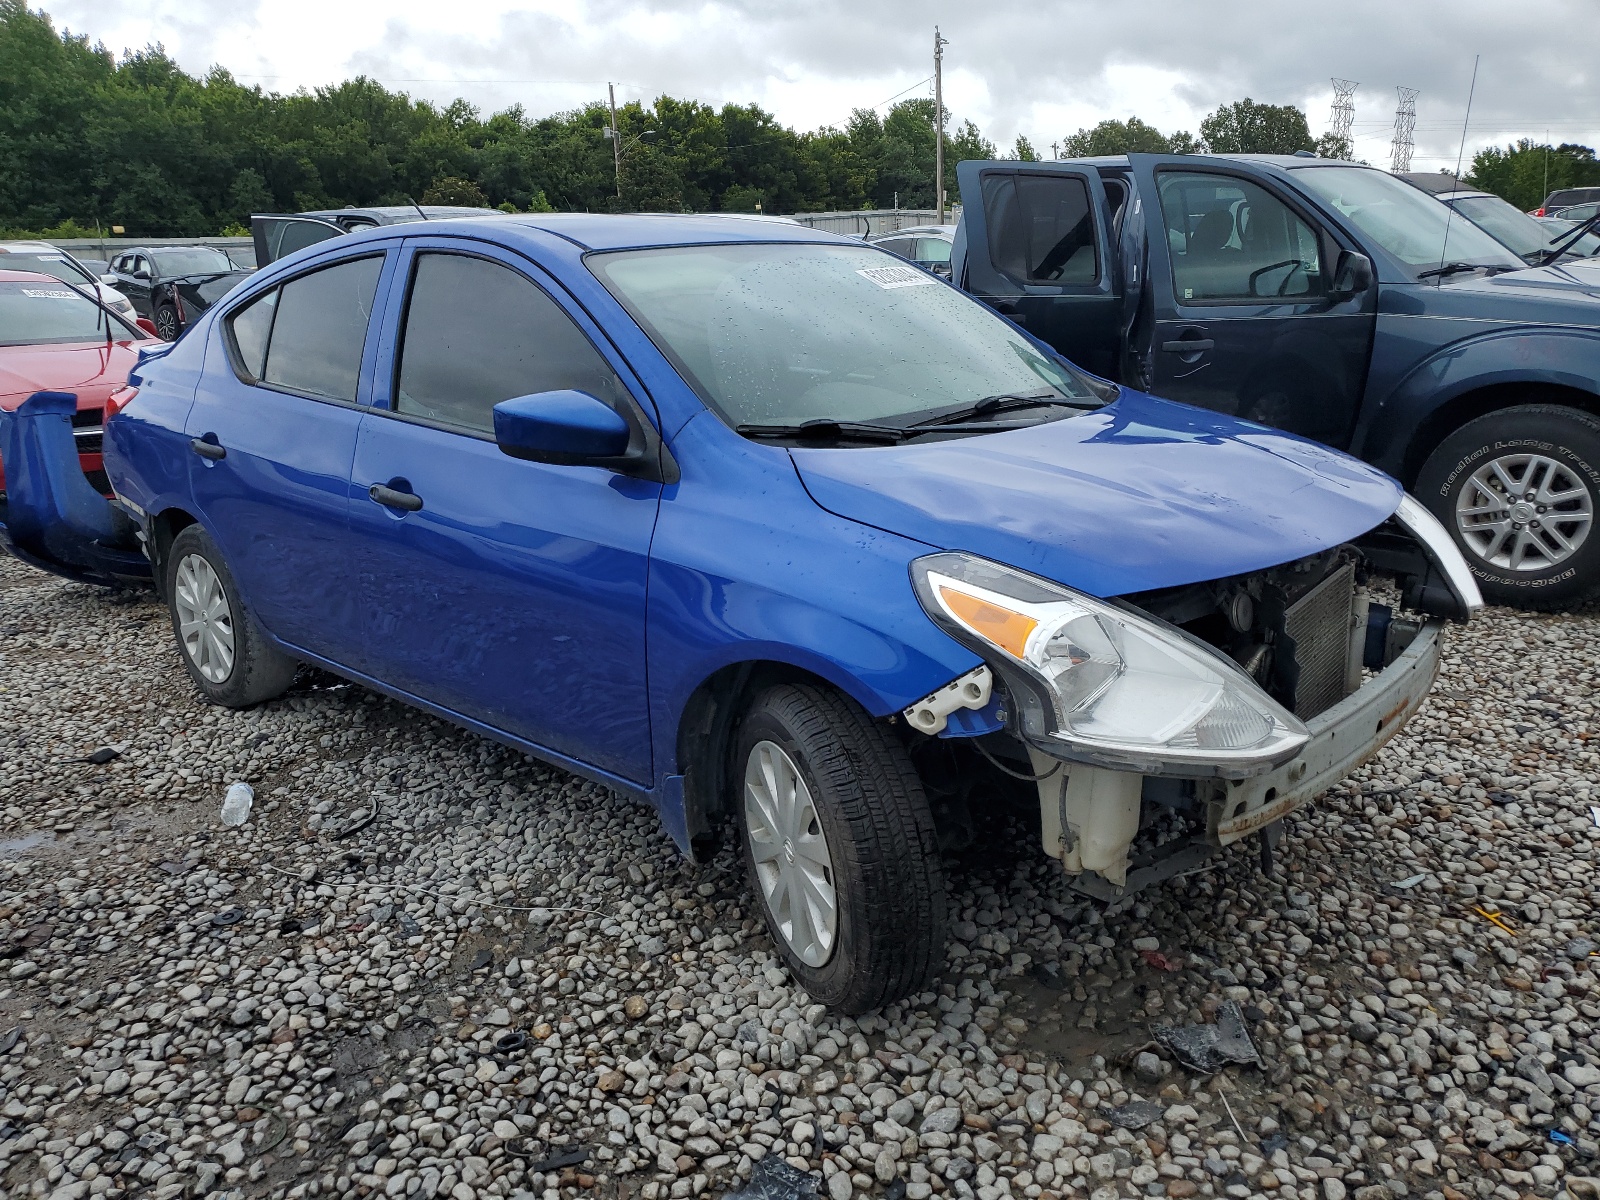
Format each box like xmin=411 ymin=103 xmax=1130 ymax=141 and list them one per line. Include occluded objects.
xmin=1328 ymin=79 xmax=1357 ymax=154
xmin=1390 ymin=87 xmax=1419 ymax=173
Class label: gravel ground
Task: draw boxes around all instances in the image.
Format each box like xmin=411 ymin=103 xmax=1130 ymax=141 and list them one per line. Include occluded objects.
xmin=2 ymin=552 xmax=1598 ymax=1200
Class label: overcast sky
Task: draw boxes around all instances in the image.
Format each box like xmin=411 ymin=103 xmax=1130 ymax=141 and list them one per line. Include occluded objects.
xmin=49 ymin=0 xmax=1600 ymax=172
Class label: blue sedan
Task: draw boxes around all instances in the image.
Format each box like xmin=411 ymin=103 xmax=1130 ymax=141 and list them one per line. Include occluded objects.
xmin=97 ymin=214 xmax=1478 ymax=1010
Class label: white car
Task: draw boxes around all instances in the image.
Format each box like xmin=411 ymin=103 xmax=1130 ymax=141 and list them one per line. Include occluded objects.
xmin=0 ymin=241 xmax=138 ymax=323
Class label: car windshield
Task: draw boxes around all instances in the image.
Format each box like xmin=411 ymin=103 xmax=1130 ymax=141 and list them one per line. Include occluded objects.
xmin=1294 ymin=166 xmax=1522 ymax=275
xmin=0 ymin=251 xmax=96 ymax=286
xmin=0 ymin=280 xmax=129 ymax=346
xmin=588 ymin=242 xmax=1098 ymax=428
xmin=1452 ymin=195 xmax=1587 ymax=263
xmin=150 ymin=248 xmax=235 ymax=276
xmin=1540 ymin=217 xmax=1600 ymax=257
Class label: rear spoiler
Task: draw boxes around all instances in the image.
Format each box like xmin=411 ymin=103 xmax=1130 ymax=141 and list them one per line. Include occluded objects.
xmin=0 ymin=391 xmax=151 ymax=588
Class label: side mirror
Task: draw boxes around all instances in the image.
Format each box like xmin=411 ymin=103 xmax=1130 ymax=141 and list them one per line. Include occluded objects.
xmin=493 ymin=390 xmax=633 ymax=466
xmin=1331 ymin=250 xmax=1374 ymax=298
xmin=100 ymin=273 xmax=119 ymax=286
xmin=135 ymin=317 xmax=159 ymax=337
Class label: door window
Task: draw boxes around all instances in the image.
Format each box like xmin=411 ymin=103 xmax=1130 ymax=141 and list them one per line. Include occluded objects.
xmin=915 ymin=238 xmax=952 ymax=264
xmin=267 ymin=219 xmax=344 ymax=262
xmin=226 ymin=288 xmax=280 ymax=379
xmin=981 ymin=172 xmax=1098 ymax=285
xmin=1156 ymin=171 xmax=1324 ymax=302
xmin=393 ymin=252 xmax=628 ymax=434
xmin=256 ymin=256 xmax=382 ymax=402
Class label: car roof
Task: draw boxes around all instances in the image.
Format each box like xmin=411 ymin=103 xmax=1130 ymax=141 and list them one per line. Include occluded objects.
xmin=0 ymin=241 xmax=63 ymax=253
xmin=322 ymin=212 xmax=850 ymax=254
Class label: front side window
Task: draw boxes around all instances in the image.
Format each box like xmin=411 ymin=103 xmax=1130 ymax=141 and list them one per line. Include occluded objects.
xmin=915 ymin=237 xmax=953 ymax=265
xmin=1156 ymin=171 xmax=1325 ymax=302
xmin=394 ymin=253 xmax=628 ymax=434
xmin=981 ymin=172 xmax=1098 ymax=285
xmin=589 ymin=242 xmax=1099 ymax=428
xmin=258 ymin=256 xmax=382 ymax=402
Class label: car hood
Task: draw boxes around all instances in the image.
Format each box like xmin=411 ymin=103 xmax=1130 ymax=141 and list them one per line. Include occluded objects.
xmin=790 ymin=389 xmax=1404 ymax=597
xmin=1447 ymin=256 xmax=1600 ymax=300
xmin=0 ymin=340 xmax=145 ymax=410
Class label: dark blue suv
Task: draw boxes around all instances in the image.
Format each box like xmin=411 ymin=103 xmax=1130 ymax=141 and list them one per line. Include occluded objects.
xmin=6 ymin=214 xmax=1480 ymax=1010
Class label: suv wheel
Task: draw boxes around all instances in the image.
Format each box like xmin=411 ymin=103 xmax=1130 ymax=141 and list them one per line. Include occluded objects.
xmin=165 ymin=524 xmax=298 ymax=706
xmin=734 ymin=684 xmax=946 ymax=1012
xmin=1416 ymin=404 xmax=1600 ymax=608
xmin=154 ymin=305 xmax=181 ymax=340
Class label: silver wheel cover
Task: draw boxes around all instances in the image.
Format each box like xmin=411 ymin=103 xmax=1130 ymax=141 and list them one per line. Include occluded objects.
xmin=174 ymin=552 xmax=235 ymax=683
xmin=744 ymin=740 xmax=838 ymax=967
xmin=1456 ymin=452 xmax=1593 ymax=572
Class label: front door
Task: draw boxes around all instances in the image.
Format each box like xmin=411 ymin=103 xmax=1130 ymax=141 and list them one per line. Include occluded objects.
xmin=251 ymin=215 xmax=347 ymax=267
xmin=185 ymin=248 xmax=394 ymax=666
xmin=1127 ymin=154 xmax=1377 ymax=448
xmin=954 ymin=160 xmax=1121 ymax=378
xmin=347 ymin=241 xmax=660 ymax=783
xmin=120 ymin=254 xmax=155 ymax=317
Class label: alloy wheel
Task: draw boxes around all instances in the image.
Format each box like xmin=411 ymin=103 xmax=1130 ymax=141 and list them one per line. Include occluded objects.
xmin=173 ymin=553 xmax=235 ymax=683
xmin=744 ymin=739 xmax=838 ymax=967
xmin=155 ymin=308 xmax=179 ymax=340
xmin=1455 ymin=452 xmax=1594 ymax=571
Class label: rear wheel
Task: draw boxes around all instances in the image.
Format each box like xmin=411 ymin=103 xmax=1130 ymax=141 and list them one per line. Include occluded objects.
xmin=1416 ymin=404 xmax=1600 ymax=609
xmin=734 ymin=684 xmax=947 ymax=1012
xmin=165 ymin=524 xmax=298 ymax=706
xmin=154 ymin=304 xmax=180 ymax=340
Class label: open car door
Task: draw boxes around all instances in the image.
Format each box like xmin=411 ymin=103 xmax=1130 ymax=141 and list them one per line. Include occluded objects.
xmin=953 ymin=160 xmax=1120 ymax=379
xmin=251 ymin=214 xmax=347 ymax=267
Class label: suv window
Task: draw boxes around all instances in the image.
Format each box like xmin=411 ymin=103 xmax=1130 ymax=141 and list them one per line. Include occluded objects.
xmin=1156 ymin=171 xmax=1323 ymax=302
xmin=981 ymin=172 xmax=1098 ymax=285
xmin=257 ymin=255 xmax=383 ymax=402
xmin=394 ymin=252 xmax=628 ymax=434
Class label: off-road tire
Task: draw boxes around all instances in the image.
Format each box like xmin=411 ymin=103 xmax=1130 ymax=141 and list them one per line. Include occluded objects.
xmin=165 ymin=524 xmax=298 ymax=707
xmin=734 ymin=684 xmax=947 ymax=1012
xmin=1416 ymin=404 xmax=1600 ymax=610
xmin=154 ymin=304 xmax=181 ymax=341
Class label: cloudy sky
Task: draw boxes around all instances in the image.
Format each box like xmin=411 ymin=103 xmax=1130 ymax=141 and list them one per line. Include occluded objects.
xmin=49 ymin=0 xmax=1600 ymax=170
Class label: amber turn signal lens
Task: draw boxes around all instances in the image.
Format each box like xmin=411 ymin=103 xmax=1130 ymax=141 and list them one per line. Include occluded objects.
xmin=937 ymin=585 xmax=1038 ymax=658
xmin=104 ymin=386 xmax=138 ymax=422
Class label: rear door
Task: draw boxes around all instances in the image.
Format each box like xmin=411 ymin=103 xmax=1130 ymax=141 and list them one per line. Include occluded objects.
xmin=251 ymin=215 xmax=346 ymax=267
xmin=954 ymin=160 xmax=1120 ymax=378
xmin=1126 ymin=154 xmax=1377 ymax=448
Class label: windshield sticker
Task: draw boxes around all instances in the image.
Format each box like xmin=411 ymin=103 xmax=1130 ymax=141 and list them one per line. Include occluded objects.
xmin=856 ymin=265 xmax=937 ymax=290
xmin=21 ymin=288 xmax=77 ymax=300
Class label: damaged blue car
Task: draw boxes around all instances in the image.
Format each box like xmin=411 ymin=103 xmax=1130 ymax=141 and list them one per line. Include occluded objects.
xmin=8 ymin=215 xmax=1481 ymax=1011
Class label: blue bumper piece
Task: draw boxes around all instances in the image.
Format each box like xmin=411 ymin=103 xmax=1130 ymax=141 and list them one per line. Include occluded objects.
xmin=0 ymin=391 xmax=151 ymax=588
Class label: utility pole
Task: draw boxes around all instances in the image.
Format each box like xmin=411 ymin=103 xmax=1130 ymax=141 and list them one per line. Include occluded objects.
xmin=1051 ymin=140 xmax=1060 ymax=160
xmin=934 ymin=27 xmax=948 ymax=222
xmin=609 ymin=82 xmax=622 ymax=199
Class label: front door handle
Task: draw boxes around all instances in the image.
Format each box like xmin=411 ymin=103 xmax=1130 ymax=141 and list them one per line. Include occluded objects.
xmin=1160 ymin=338 xmax=1214 ymax=353
xmin=190 ymin=437 xmax=226 ymax=460
xmin=369 ymin=483 xmax=423 ymax=512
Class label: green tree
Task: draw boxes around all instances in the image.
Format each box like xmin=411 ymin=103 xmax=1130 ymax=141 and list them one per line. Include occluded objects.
xmin=1314 ymin=132 xmax=1353 ymax=160
xmin=1199 ymin=98 xmax=1314 ymax=155
xmin=421 ymin=175 xmax=488 ymax=206
xmin=1060 ymin=116 xmax=1180 ymax=157
xmin=1011 ymin=135 xmax=1039 ymax=162
xmin=1469 ymin=140 xmax=1600 ymax=211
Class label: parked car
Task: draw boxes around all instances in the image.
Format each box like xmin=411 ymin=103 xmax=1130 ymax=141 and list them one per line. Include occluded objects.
xmin=251 ymin=205 xmax=509 ymax=266
xmin=0 ymin=269 xmax=160 ymax=583
xmin=108 ymin=246 xmax=254 ymax=340
xmin=1552 ymin=200 xmax=1600 ymax=223
xmin=0 ymin=240 xmax=139 ymax=323
xmin=866 ymin=225 xmax=957 ymax=275
xmin=1402 ymin=175 xmax=1600 ymax=265
xmin=952 ymin=154 xmax=1600 ymax=608
xmin=1535 ymin=186 xmax=1600 ymax=217
xmin=42 ymin=215 xmax=1478 ymax=1010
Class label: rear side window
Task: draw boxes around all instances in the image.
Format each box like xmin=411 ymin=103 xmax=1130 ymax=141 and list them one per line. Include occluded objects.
xmin=981 ymin=173 xmax=1098 ymax=285
xmin=228 ymin=289 xmax=279 ymax=378
xmin=393 ymin=252 xmax=628 ymax=434
xmin=1156 ymin=171 xmax=1324 ymax=302
xmin=259 ymin=256 xmax=382 ymax=402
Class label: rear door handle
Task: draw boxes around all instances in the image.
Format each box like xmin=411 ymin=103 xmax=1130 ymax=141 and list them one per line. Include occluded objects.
xmin=1161 ymin=338 xmax=1214 ymax=352
xmin=369 ymin=484 xmax=423 ymax=512
xmin=190 ymin=437 xmax=226 ymax=460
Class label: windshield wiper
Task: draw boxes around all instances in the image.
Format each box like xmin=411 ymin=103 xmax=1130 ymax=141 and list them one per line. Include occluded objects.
xmin=912 ymin=389 xmax=1101 ymax=428
xmin=738 ymin=420 xmax=913 ymax=444
xmin=1540 ymin=211 xmax=1600 ymax=265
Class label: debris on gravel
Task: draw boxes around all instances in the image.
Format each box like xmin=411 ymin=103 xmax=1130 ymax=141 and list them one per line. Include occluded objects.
xmin=1 ymin=554 xmax=1597 ymax=1200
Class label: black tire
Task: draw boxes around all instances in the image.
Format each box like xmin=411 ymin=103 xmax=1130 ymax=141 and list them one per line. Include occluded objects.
xmin=154 ymin=304 xmax=181 ymax=341
xmin=165 ymin=524 xmax=298 ymax=707
xmin=1415 ymin=404 xmax=1600 ymax=610
xmin=733 ymin=684 xmax=947 ymax=1012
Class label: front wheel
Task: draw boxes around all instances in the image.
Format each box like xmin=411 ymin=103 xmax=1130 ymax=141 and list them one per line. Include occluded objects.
xmin=154 ymin=304 xmax=181 ymax=340
xmin=1416 ymin=404 xmax=1600 ymax=609
xmin=734 ymin=684 xmax=947 ymax=1012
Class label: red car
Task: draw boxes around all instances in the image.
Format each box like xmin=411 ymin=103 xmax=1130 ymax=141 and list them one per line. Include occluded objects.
xmin=0 ymin=267 xmax=160 ymax=495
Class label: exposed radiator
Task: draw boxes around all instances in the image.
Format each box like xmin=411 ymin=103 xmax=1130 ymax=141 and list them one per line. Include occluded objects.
xmin=1283 ymin=561 xmax=1357 ymax=718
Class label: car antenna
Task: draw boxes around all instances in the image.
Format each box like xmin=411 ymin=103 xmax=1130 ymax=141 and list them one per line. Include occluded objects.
xmin=1435 ymin=54 xmax=1479 ymax=281
xmin=405 ymin=196 xmax=430 ymax=221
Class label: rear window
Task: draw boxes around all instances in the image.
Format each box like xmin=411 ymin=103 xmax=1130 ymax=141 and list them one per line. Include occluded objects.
xmin=0 ymin=281 xmax=131 ymax=346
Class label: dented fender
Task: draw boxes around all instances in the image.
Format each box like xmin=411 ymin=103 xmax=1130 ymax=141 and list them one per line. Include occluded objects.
xmin=0 ymin=390 xmax=151 ymax=588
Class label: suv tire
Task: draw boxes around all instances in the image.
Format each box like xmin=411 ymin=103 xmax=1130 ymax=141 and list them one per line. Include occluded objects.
xmin=165 ymin=524 xmax=298 ymax=706
xmin=154 ymin=304 xmax=181 ymax=341
xmin=1416 ymin=404 xmax=1600 ymax=609
xmin=734 ymin=684 xmax=946 ymax=1012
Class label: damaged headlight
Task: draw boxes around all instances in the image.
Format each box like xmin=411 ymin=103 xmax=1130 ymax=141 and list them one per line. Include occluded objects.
xmin=911 ymin=552 xmax=1309 ymax=776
